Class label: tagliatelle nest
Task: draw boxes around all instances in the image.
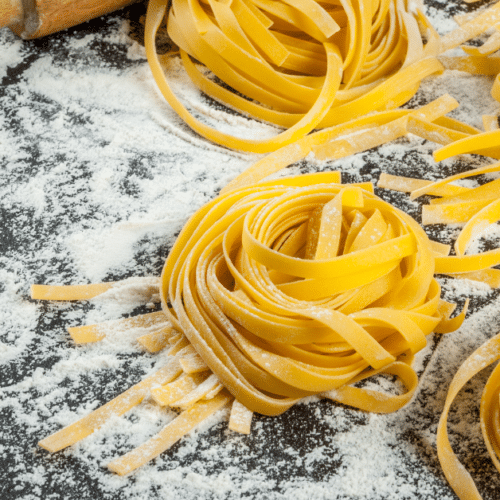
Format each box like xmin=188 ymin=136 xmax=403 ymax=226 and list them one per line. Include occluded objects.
xmin=33 ymin=173 xmax=468 ymax=475
xmin=145 ymin=0 xmax=442 ymax=153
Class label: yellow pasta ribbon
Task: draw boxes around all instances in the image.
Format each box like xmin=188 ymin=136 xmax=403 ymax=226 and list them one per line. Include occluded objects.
xmin=437 ymin=332 xmax=500 ymax=500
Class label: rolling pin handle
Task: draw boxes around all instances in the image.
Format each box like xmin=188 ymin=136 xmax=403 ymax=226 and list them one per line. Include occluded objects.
xmin=0 ymin=0 xmax=23 ymax=29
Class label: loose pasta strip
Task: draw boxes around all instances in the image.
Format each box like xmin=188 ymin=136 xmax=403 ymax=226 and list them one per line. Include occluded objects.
xmin=462 ymin=27 xmax=500 ymax=57
xmin=31 ymin=277 xmax=159 ymax=302
xmin=433 ymin=130 xmax=500 ymax=163
xmin=448 ymin=269 xmax=500 ymax=288
xmin=172 ymin=373 xmax=223 ymax=409
xmin=409 ymin=160 xmax=500 ymax=201
xmin=377 ymin=173 xmax=471 ymax=197
xmin=437 ymin=332 xmax=500 ymax=500
xmin=228 ymin=399 xmax=254 ymax=434
xmin=324 ymin=361 xmax=419 ymax=414
xmin=32 ymin=282 xmax=116 ymax=301
xmin=151 ymin=373 xmax=208 ymax=406
xmin=68 ymin=311 xmax=168 ymax=344
xmin=180 ymin=353 xmax=210 ymax=373
xmin=137 ymin=326 xmax=178 ymax=353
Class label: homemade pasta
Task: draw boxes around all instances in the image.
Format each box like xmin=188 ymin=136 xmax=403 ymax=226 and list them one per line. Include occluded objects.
xmin=30 ymin=0 xmax=500 ymax=493
xmin=144 ymin=0 xmax=441 ymax=152
xmin=34 ymin=173 xmax=466 ymax=474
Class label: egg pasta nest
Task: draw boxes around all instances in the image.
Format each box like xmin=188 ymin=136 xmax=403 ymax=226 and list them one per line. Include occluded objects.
xmin=144 ymin=0 xmax=443 ymax=152
xmin=33 ymin=172 xmax=468 ymax=475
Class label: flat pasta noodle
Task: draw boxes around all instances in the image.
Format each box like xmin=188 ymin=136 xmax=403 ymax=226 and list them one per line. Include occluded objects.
xmin=67 ymin=311 xmax=169 ymax=344
xmin=437 ymin=332 xmax=500 ymax=500
xmin=433 ymin=130 xmax=500 ymax=163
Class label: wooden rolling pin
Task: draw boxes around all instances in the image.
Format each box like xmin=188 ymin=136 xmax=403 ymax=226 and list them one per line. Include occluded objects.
xmin=0 ymin=0 xmax=138 ymax=39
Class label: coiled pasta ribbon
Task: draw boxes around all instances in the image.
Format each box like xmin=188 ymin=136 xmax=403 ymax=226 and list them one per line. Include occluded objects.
xmin=218 ymin=0 xmax=500 ymax=191
xmin=437 ymin=332 xmax=500 ymax=500
xmin=33 ymin=173 xmax=464 ymax=474
xmin=145 ymin=0 xmax=441 ymax=152
xmin=159 ymin=172 xmax=460 ymax=416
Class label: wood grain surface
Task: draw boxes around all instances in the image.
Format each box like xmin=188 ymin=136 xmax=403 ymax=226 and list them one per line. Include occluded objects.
xmin=9 ymin=0 xmax=137 ymax=38
xmin=0 ymin=0 xmax=22 ymax=28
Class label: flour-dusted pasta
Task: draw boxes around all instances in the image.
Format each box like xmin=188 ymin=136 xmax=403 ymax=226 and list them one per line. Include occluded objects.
xmin=34 ymin=173 xmax=466 ymax=474
xmin=144 ymin=0 xmax=440 ymax=153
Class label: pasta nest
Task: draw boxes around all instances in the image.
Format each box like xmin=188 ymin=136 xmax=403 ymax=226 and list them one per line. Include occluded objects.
xmin=145 ymin=0 xmax=441 ymax=152
xmin=33 ymin=174 xmax=466 ymax=476
xmin=160 ymin=174 xmax=457 ymax=416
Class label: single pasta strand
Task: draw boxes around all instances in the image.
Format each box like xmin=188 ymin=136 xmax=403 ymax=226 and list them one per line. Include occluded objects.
xmin=107 ymin=391 xmax=233 ymax=476
xmin=137 ymin=326 xmax=178 ymax=353
xmin=68 ymin=311 xmax=168 ymax=344
xmin=228 ymin=399 xmax=254 ymax=434
xmin=437 ymin=333 xmax=500 ymax=500
xmin=31 ymin=282 xmax=116 ymax=301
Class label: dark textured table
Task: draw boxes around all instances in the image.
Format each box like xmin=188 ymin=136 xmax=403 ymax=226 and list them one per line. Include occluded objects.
xmin=1 ymin=1 xmax=500 ymax=499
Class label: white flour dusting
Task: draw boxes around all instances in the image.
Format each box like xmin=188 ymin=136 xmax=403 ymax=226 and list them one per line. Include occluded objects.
xmin=1 ymin=2 xmax=500 ymax=499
